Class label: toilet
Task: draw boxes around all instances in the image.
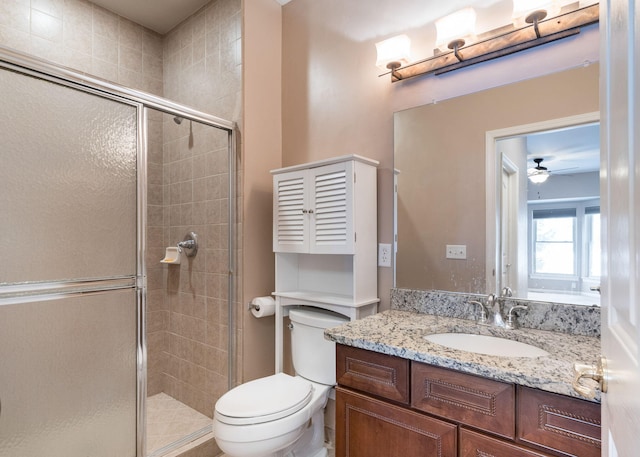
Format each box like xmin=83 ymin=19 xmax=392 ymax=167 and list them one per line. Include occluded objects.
xmin=213 ymin=307 xmax=348 ymax=457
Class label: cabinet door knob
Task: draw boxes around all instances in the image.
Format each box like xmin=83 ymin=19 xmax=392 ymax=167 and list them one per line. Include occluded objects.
xmin=572 ymin=356 xmax=608 ymax=399
xmin=302 ymin=209 xmax=308 ymax=214
xmin=308 ymin=209 xmax=314 ymax=214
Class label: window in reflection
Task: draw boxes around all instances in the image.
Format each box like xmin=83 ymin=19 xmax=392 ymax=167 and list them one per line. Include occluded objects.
xmin=532 ymin=209 xmax=576 ymax=275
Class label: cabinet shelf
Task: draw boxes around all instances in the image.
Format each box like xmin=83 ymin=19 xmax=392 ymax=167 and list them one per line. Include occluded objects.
xmin=273 ymin=290 xmax=380 ymax=308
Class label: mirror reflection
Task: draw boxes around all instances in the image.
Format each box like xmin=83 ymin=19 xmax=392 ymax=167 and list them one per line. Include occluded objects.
xmin=393 ymin=65 xmax=600 ymax=306
xmin=496 ymin=123 xmax=600 ymax=305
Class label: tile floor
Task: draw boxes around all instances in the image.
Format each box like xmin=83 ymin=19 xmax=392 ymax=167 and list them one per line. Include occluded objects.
xmin=146 ymin=393 xmax=213 ymax=456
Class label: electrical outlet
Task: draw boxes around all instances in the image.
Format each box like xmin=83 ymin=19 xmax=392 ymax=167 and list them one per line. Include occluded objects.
xmin=446 ymin=244 xmax=467 ymax=259
xmin=378 ymin=243 xmax=392 ymax=267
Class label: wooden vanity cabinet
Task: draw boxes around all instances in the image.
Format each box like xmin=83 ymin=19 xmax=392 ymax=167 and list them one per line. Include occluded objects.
xmin=335 ymin=345 xmax=601 ymax=457
xmin=336 ymin=388 xmax=457 ymax=457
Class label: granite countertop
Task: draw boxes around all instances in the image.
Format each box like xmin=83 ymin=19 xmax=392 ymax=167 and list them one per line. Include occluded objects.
xmin=325 ymin=309 xmax=601 ymax=403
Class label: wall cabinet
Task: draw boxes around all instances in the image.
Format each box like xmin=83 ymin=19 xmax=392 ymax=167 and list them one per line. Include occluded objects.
xmin=336 ymin=345 xmax=601 ymax=457
xmin=271 ymin=156 xmax=379 ymax=371
xmin=274 ymin=161 xmax=352 ymax=254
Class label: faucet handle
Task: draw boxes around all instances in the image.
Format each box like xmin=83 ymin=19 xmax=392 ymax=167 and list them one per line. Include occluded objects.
xmin=505 ymin=304 xmax=528 ymax=329
xmin=501 ymin=286 xmax=513 ymax=298
xmin=469 ymin=300 xmax=488 ymax=324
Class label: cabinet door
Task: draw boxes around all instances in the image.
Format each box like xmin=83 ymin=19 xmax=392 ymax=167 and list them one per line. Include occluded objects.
xmin=336 ymin=387 xmax=457 ymax=457
xmin=517 ymin=386 xmax=601 ymax=457
xmin=309 ymin=161 xmax=355 ymax=254
xmin=273 ymin=168 xmax=310 ymax=252
xmin=460 ymin=428 xmax=552 ymax=457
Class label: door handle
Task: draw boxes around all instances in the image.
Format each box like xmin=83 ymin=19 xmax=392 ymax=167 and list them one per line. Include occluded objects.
xmin=572 ymin=356 xmax=608 ymax=399
xmin=590 ymin=285 xmax=601 ymax=294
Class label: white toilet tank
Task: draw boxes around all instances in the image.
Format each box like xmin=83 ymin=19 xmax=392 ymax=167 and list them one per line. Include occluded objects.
xmin=289 ymin=307 xmax=348 ymax=385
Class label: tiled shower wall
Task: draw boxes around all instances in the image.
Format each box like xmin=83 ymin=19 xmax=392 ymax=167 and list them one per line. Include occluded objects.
xmin=0 ymin=0 xmax=163 ymax=96
xmin=152 ymin=0 xmax=242 ymax=417
xmin=1 ymin=0 xmax=242 ymax=419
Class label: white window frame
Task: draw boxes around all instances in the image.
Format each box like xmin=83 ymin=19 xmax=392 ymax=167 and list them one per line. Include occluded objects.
xmin=528 ymin=199 xmax=600 ymax=294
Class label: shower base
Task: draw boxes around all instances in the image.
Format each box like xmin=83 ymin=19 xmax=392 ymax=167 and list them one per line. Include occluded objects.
xmin=146 ymin=393 xmax=214 ymax=457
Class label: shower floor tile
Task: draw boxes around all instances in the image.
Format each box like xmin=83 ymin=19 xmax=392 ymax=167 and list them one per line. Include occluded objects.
xmin=146 ymin=393 xmax=212 ymax=455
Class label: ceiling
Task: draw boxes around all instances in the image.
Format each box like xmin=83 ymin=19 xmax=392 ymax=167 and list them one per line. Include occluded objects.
xmin=525 ymin=123 xmax=600 ymax=175
xmin=90 ymin=0 xmax=291 ymax=34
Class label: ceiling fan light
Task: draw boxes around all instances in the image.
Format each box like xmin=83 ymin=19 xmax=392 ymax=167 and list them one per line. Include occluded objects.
xmin=528 ymin=170 xmax=550 ymax=184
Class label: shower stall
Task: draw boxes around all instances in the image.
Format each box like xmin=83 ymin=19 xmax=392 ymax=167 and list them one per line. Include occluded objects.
xmin=0 ymin=48 xmax=236 ymax=457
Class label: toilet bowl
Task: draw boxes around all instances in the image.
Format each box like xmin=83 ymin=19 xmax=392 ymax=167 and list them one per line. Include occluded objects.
xmin=213 ymin=307 xmax=348 ymax=457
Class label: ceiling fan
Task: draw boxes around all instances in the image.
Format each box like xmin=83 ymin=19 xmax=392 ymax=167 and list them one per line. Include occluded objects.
xmin=527 ymin=157 xmax=579 ymax=184
xmin=528 ymin=158 xmax=550 ymax=184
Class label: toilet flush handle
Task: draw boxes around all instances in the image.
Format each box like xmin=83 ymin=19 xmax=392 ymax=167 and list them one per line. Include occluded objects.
xmin=288 ymin=323 xmax=294 ymax=330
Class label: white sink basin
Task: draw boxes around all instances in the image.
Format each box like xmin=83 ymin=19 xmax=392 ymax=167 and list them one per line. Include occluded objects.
xmin=424 ymin=333 xmax=549 ymax=358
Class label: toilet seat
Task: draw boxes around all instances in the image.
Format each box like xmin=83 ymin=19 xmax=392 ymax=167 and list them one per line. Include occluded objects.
xmin=215 ymin=373 xmax=313 ymax=426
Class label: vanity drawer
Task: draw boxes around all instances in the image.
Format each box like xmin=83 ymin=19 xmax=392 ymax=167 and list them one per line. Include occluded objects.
xmin=460 ymin=428 xmax=552 ymax=457
xmin=336 ymin=345 xmax=410 ymax=404
xmin=517 ymin=386 xmax=601 ymax=457
xmin=411 ymin=362 xmax=515 ymax=439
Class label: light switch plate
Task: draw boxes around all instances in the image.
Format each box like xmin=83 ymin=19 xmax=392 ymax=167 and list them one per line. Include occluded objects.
xmin=446 ymin=244 xmax=467 ymax=259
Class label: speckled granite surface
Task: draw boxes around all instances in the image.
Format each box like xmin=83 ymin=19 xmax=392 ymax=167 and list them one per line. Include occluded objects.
xmin=391 ymin=288 xmax=601 ymax=337
xmin=325 ymin=310 xmax=601 ymax=403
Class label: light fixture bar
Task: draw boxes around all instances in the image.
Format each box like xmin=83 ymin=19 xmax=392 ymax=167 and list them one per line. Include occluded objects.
xmin=386 ymin=3 xmax=598 ymax=82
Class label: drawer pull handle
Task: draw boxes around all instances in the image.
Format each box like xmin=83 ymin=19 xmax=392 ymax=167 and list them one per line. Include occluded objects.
xmin=572 ymin=357 xmax=608 ymax=399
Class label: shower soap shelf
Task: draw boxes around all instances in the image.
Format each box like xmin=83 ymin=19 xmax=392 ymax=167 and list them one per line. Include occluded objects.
xmin=160 ymin=246 xmax=181 ymax=264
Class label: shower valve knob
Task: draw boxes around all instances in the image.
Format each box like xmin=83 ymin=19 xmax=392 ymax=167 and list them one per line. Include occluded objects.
xmin=177 ymin=232 xmax=198 ymax=257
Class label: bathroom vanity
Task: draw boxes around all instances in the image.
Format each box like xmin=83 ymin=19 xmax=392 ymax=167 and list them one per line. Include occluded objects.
xmin=325 ymin=305 xmax=601 ymax=457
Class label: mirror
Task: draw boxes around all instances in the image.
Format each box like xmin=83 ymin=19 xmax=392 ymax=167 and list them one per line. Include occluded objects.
xmin=394 ymin=64 xmax=600 ymax=305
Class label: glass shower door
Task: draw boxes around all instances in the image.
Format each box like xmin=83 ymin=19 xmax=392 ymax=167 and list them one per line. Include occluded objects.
xmin=0 ymin=67 xmax=140 ymax=457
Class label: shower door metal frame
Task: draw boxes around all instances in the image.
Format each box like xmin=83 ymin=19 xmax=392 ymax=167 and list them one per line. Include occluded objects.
xmin=0 ymin=46 xmax=237 ymax=457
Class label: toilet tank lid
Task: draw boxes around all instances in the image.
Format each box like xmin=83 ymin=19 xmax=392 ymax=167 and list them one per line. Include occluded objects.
xmin=289 ymin=308 xmax=348 ymax=329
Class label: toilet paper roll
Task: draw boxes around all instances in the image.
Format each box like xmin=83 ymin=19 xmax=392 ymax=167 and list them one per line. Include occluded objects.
xmin=250 ymin=296 xmax=276 ymax=318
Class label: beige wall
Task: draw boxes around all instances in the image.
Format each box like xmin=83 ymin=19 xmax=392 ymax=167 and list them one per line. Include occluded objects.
xmin=241 ymin=0 xmax=283 ymax=382
xmin=281 ymin=0 xmax=599 ymax=310
xmin=394 ymin=65 xmax=599 ymax=293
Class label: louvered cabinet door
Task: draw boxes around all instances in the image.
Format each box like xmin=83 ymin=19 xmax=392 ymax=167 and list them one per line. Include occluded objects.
xmin=273 ymin=169 xmax=310 ymax=252
xmin=309 ymin=161 xmax=355 ymax=254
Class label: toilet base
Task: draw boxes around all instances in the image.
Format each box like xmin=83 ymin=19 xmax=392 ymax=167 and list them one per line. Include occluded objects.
xmin=273 ymin=406 xmax=328 ymax=457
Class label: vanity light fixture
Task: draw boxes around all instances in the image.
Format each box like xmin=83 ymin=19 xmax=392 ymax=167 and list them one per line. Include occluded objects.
xmin=435 ymin=8 xmax=477 ymax=61
xmin=512 ymin=0 xmax=561 ymax=37
xmin=375 ymin=34 xmax=411 ymax=80
xmin=379 ymin=2 xmax=598 ymax=82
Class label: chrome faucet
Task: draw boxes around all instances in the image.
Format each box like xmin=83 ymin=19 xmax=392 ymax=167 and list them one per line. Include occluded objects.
xmin=486 ymin=293 xmax=506 ymax=328
xmin=469 ymin=293 xmax=507 ymax=328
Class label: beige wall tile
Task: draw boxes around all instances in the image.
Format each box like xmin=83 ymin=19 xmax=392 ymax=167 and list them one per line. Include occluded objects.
xmin=31 ymin=9 xmax=62 ymax=42
xmin=32 ymin=0 xmax=64 ymax=18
